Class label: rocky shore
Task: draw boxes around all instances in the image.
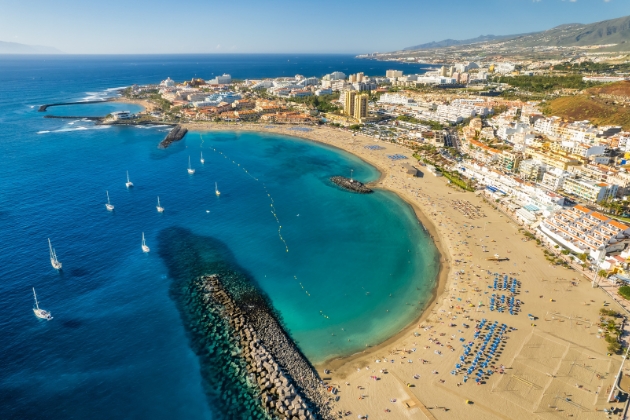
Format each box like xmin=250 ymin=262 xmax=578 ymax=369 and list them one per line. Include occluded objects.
xmin=185 ymin=274 xmax=332 ymax=420
xmin=158 ymin=125 xmax=188 ymax=148
xmin=330 ymin=176 xmax=373 ymax=194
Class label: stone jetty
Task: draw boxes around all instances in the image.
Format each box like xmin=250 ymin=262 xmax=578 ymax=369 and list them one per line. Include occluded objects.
xmin=43 ymin=115 xmax=103 ymax=121
xmin=158 ymin=125 xmax=188 ymax=148
xmin=186 ymin=274 xmax=332 ymax=420
xmin=330 ymin=176 xmax=373 ymax=194
xmin=38 ymin=100 xmax=112 ymax=112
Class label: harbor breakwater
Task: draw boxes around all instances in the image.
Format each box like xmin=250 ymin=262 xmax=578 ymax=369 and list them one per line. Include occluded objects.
xmin=330 ymin=176 xmax=372 ymax=194
xmin=158 ymin=227 xmax=331 ymax=420
xmin=38 ymin=100 xmax=112 ymax=112
xmin=158 ymin=125 xmax=188 ymax=148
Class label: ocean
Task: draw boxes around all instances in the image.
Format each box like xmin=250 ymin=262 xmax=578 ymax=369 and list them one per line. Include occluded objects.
xmin=0 ymin=54 xmax=438 ymax=419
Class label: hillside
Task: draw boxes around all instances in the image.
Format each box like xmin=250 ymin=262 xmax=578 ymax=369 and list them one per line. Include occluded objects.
xmin=401 ymin=15 xmax=630 ymax=52
xmin=0 ymin=41 xmax=62 ymax=54
xmin=502 ymin=15 xmax=630 ymax=49
xmin=585 ymin=81 xmax=630 ymax=97
xmin=403 ymin=34 xmax=520 ymax=51
xmin=543 ymin=93 xmax=630 ymax=130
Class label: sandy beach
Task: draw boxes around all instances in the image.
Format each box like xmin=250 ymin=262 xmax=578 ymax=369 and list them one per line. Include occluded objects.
xmin=180 ymin=122 xmax=629 ymax=419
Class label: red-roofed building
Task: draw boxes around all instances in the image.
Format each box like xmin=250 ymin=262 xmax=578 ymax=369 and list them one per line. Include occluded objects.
xmin=541 ymin=206 xmax=630 ymax=260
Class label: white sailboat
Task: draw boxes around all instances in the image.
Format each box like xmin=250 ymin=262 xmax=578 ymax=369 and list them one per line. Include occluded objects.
xmin=32 ymin=288 xmax=53 ymax=320
xmin=156 ymin=196 xmax=164 ymax=213
xmin=125 ymin=171 xmax=134 ymax=188
xmin=200 ymin=151 xmax=205 ymax=164
xmin=141 ymin=232 xmax=150 ymax=253
xmin=187 ymin=156 xmax=195 ymax=174
xmin=48 ymin=238 xmax=62 ymax=270
xmin=215 ymin=182 xmax=221 ymax=197
xmin=105 ymin=190 xmax=115 ymax=211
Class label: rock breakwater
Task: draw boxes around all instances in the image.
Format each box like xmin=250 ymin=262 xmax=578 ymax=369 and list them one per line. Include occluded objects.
xmin=188 ymin=275 xmax=330 ymax=420
xmin=159 ymin=125 xmax=188 ymax=148
xmin=330 ymin=176 xmax=373 ymax=194
xmin=38 ymin=100 xmax=112 ymax=112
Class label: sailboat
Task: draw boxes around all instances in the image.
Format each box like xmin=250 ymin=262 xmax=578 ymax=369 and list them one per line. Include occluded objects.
xmin=125 ymin=171 xmax=134 ymax=188
xmin=141 ymin=232 xmax=150 ymax=253
xmin=105 ymin=191 xmax=115 ymax=211
xmin=48 ymin=238 xmax=62 ymax=270
xmin=156 ymin=196 xmax=164 ymax=213
xmin=200 ymin=151 xmax=205 ymax=164
xmin=187 ymin=156 xmax=195 ymax=174
xmin=32 ymin=288 xmax=53 ymax=320
xmin=215 ymin=182 xmax=221 ymax=197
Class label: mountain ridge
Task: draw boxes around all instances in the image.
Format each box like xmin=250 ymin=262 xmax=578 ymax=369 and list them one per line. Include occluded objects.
xmin=401 ymin=15 xmax=630 ymax=52
xmin=0 ymin=41 xmax=63 ymax=54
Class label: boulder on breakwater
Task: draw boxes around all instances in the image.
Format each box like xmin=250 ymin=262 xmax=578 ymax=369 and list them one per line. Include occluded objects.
xmin=158 ymin=125 xmax=188 ymax=149
xmin=330 ymin=176 xmax=372 ymax=194
xmin=38 ymin=100 xmax=112 ymax=112
xmin=190 ymin=275 xmax=328 ymax=420
xmin=157 ymin=227 xmax=333 ymax=419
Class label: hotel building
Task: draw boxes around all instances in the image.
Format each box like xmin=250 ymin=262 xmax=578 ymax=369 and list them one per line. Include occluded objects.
xmin=353 ymin=94 xmax=368 ymax=121
xmin=561 ymin=178 xmax=617 ymax=203
xmin=540 ymin=205 xmax=630 ymax=260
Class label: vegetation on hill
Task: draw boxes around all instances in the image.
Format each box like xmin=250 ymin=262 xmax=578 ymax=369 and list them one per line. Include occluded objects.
xmin=553 ymin=61 xmax=630 ymax=73
xmin=396 ymin=115 xmax=444 ymax=130
xmin=285 ymin=93 xmax=340 ymax=113
xmin=541 ymin=90 xmax=630 ymax=130
xmin=496 ymin=75 xmax=596 ymax=93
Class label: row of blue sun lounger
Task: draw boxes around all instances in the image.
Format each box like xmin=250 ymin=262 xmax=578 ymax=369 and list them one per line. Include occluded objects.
xmin=386 ymin=154 xmax=407 ymax=160
xmin=490 ymin=294 xmax=519 ymax=315
xmin=451 ymin=320 xmax=508 ymax=383
xmin=492 ymin=274 xmax=518 ymax=293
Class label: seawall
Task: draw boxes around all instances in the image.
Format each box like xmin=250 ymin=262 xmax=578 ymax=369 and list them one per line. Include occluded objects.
xmin=38 ymin=100 xmax=112 ymax=112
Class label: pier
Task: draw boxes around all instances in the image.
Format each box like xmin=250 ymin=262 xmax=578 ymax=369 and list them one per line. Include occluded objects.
xmin=38 ymin=100 xmax=112 ymax=112
xmin=330 ymin=176 xmax=373 ymax=194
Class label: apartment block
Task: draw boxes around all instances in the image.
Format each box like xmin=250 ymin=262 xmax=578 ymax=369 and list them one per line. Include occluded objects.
xmin=540 ymin=205 xmax=630 ymax=259
xmin=561 ymin=178 xmax=617 ymax=203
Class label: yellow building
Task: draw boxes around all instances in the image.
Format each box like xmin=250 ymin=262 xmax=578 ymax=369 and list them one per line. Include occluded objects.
xmin=344 ymin=91 xmax=356 ymax=117
xmin=353 ymin=94 xmax=368 ymax=120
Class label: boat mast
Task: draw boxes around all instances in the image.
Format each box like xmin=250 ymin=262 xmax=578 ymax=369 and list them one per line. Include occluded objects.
xmin=33 ymin=288 xmax=40 ymax=310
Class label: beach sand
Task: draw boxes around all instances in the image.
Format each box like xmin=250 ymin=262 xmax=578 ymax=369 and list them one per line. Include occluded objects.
xmin=183 ymin=122 xmax=628 ymax=419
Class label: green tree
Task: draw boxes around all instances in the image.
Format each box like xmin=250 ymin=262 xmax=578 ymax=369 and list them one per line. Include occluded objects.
xmin=618 ymin=285 xmax=630 ymax=300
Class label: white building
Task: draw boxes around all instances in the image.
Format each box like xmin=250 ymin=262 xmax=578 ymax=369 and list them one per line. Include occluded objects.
xmin=160 ymin=77 xmax=175 ymax=87
xmin=540 ymin=205 xmax=630 ymax=260
xmin=208 ymin=74 xmax=232 ymax=84
xmin=378 ymin=93 xmax=415 ymax=105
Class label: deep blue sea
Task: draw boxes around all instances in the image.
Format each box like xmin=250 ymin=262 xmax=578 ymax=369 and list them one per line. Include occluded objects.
xmin=0 ymin=55 xmax=438 ymax=419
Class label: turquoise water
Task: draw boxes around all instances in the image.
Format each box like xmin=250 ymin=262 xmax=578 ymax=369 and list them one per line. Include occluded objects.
xmin=0 ymin=56 xmax=439 ymax=419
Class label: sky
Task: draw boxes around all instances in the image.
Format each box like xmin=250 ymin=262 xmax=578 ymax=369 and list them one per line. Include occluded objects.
xmin=0 ymin=0 xmax=627 ymax=54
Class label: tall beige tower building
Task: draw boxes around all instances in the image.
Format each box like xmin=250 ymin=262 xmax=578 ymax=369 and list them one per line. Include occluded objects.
xmin=353 ymin=94 xmax=368 ymax=120
xmin=344 ymin=91 xmax=357 ymax=117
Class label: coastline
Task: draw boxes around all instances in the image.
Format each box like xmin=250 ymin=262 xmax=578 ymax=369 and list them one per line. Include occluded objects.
xmin=111 ymin=96 xmax=153 ymax=112
xmin=179 ymin=122 xmax=453 ymax=368
xmin=178 ymin=122 xmax=627 ymax=419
